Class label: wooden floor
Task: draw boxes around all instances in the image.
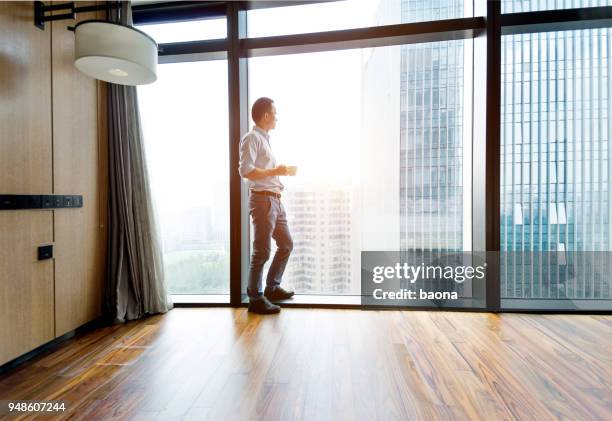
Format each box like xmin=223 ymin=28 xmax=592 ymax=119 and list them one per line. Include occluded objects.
xmin=0 ymin=308 xmax=610 ymax=421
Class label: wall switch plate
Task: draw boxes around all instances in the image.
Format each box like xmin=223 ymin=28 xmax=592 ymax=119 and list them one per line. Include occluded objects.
xmin=38 ymin=245 xmax=53 ymax=260
xmin=0 ymin=194 xmax=83 ymax=210
xmin=41 ymin=195 xmax=54 ymax=208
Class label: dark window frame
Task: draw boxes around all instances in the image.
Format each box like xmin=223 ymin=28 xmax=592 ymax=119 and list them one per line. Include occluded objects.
xmin=133 ymin=1 xmax=612 ymax=313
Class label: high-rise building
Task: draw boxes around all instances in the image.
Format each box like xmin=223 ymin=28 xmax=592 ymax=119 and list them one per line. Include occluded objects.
xmin=281 ymin=183 xmax=353 ymax=294
xmin=363 ymin=0 xmax=611 ymax=302
xmin=398 ymin=6 xmax=465 ymax=253
xmin=357 ymin=0 xmax=469 ymax=302
xmin=361 ymin=0 xmax=466 ymax=255
xmin=500 ymin=0 xmax=612 ymax=301
xmin=264 ymin=0 xmax=611 ymax=301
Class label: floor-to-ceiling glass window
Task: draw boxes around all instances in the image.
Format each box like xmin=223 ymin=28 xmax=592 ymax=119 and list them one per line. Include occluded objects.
xmin=248 ymin=48 xmax=364 ymax=297
xmin=246 ymin=0 xmax=480 ymax=306
xmin=130 ymin=0 xmax=612 ymax=311
xmin=500 ymin=22 xmax=612 ymax=310
xmin=138 ymin=59 xmax=230 ymax=299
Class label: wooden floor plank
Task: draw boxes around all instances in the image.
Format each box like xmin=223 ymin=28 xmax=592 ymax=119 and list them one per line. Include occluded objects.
xmin=0 ymin=308 xmax=609 ymax=421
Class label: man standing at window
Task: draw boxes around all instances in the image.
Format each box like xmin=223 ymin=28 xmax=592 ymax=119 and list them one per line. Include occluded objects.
xmin=239 ymin=97 xmax=295 ymax=314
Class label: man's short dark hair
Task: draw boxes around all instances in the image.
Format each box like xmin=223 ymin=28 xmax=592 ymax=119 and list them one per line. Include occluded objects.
xmin=251 ymin=97 xmax=274 ymax=123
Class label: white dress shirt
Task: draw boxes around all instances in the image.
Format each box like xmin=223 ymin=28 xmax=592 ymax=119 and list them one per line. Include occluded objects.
xmin=238 ymin=125 xmax=284 ymax=193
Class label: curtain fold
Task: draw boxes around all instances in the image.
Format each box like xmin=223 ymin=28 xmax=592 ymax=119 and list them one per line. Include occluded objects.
xmin=105 ymin=1 xmax=173 ymax=323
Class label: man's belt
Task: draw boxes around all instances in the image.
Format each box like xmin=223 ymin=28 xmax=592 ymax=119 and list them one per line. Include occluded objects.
xmin=251 ymin=190 xmax=281 ymax=199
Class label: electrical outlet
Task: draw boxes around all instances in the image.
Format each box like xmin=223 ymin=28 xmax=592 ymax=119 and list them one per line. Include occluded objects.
xmin=38 ymin=245 xmax=53 ymax=260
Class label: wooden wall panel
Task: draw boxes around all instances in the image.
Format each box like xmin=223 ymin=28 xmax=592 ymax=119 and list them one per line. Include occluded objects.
xmin=0 ymin=2 xmax=55 ymax=365
xmin=0 ymin=1 xmax=107 ymax=364
xmin=52 ymin=3 xmax=107 ymax=336
xmin=0 ymin=1 xmax=52 ymax=194
xmin=0 ymin=212 xmax=54 ymax=364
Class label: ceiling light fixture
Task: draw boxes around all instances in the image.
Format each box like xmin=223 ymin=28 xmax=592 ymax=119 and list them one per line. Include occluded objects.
xmin=34 ymin=1 xmax=158 ymax=86
xmin=73 ymin=21 xmax=157 ymax=85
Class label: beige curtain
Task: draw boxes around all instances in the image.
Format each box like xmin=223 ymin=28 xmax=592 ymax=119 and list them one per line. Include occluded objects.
xmin=105 ymin=1 xmax=173 ymax=323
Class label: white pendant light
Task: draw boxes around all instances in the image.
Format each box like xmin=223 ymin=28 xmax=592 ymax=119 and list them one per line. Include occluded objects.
xmin=74 ymin=20 xmax=158 ymax=86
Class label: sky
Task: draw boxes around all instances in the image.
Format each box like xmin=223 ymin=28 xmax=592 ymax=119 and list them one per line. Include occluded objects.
xmin=136 ymin=0 xmax=390 ymax=212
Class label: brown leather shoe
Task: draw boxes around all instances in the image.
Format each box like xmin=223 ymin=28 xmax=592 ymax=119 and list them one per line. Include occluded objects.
xmin=264 ymin=286 xmax=295 ymax=301
xmin=248 ymin=296 xmax=280 ymax=314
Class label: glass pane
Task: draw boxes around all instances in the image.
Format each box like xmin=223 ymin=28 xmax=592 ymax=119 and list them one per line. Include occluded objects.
xmin=502 ymin=0 xmax=612 ymax=13
xmin=135 ymin=18 xmax=226 ymax=44
xmin=248 ymin=0 xmax=470 ymax=38
xmin=138 ymin=60 xmax=230 ymax=295
xmin=500 ymin=29 xmax=612 ymax=311
xmin=247 ymin=39 xmax=479 ymax=306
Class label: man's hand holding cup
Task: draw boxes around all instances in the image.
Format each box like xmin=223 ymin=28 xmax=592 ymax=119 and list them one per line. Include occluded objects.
xmin=272 ymin=165 xmax=298 ymax=176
